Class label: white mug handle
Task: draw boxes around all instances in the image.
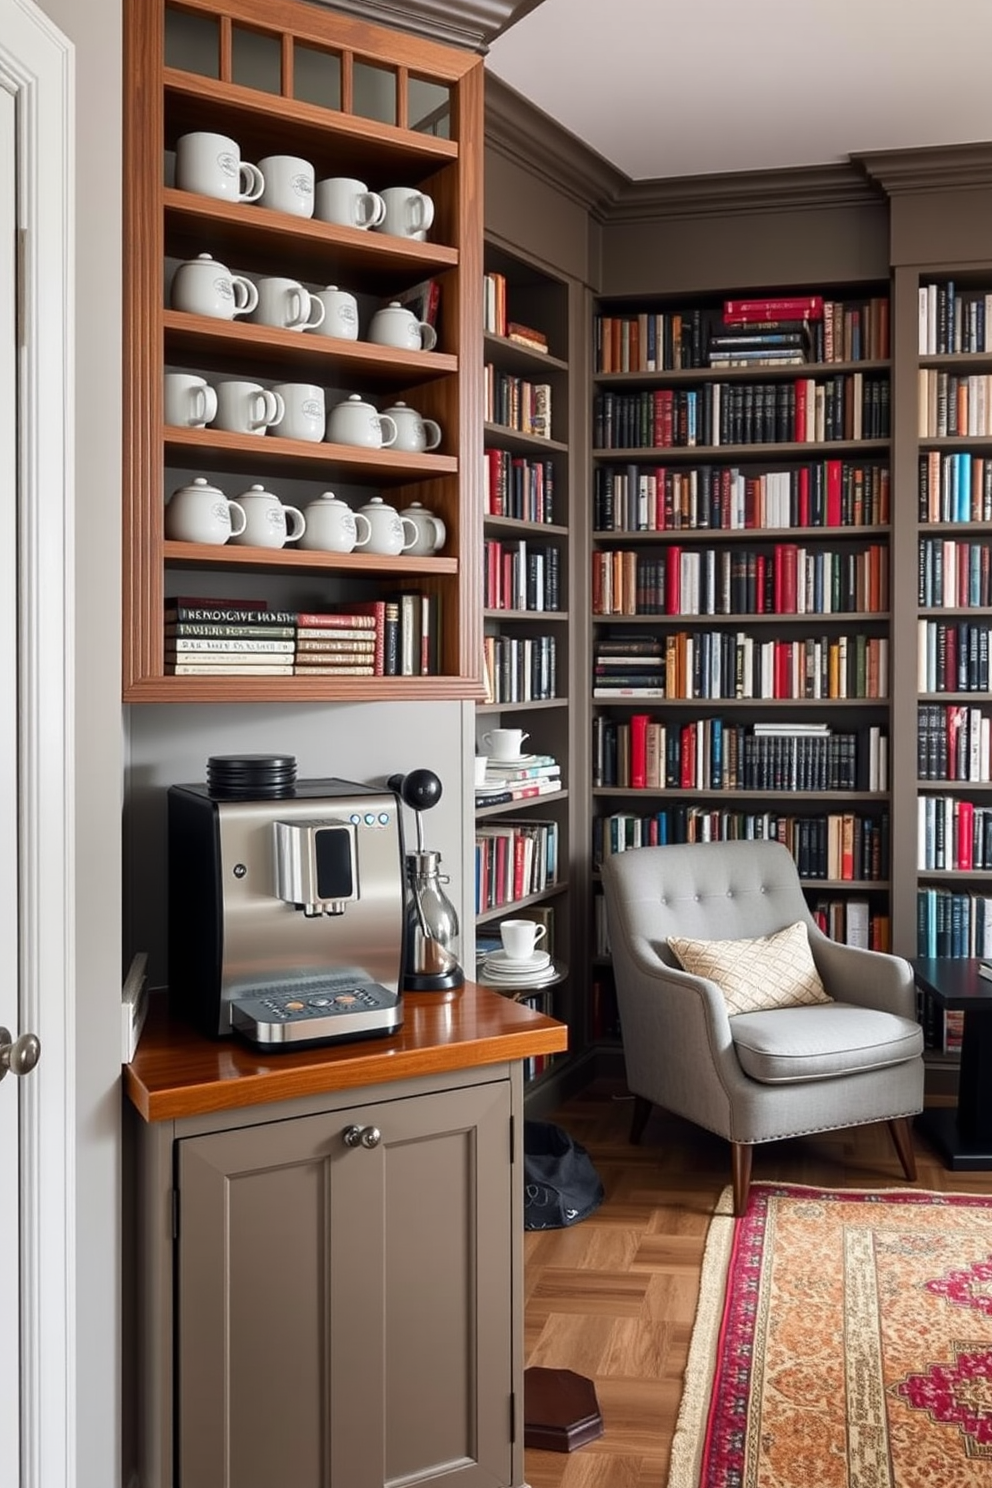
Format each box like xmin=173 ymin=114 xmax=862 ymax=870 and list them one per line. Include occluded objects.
xmin=231 ymin=276 xmax=258 ymax=316
xmin=266 ymin=390 xmax=285 ymax=427
xmin=417 ymin=322 xmax=438 ymax=352
xmin=283 ymin=505 xmax=306 ymax=541
xmin=200 ymin=384 xmax=218 ymax=424
xmin=414 ymin=193 xmax=434 ymax=233
xmin=285 ymin=287 xmax=308 ymax=329
xmin=226 ymin=500 xmax=247 ymax=538
xmin=239 ymin=162 xmax=265 ymax=202
xmin=428 ymin=515 xmax=446 ymax=550
xmin=304 ymin=296 xmax=325 ymax=330
xmin=482 ymin=732 xmax=493 ymax=750
xmin=421 ymin=418 xmax=442 ymax=450
xmin=359 ymin=191 xmax=386 ymax=228
xmin=377 ymin=414 xmax=398 ymax=448
xmin=532 ymin=923 xmax=547 ymax=946
xmin=399 ymin=516 xmax=419 ymax=552
xmin=352 ymin=513 xmax=372 ymax=547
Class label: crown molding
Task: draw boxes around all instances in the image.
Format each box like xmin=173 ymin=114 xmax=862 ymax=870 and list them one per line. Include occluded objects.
xmin=855 ymin=142 xmax=992 ymax=195
xmin=309 ymin=0 xmax=522 ymax=50
xmin=608 ymin=162 xmax=884 ymax=222
xmin=484 ymin=73 xmax=628 ymax=210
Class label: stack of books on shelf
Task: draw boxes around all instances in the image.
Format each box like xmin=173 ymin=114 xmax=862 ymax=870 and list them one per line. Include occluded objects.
xmin=293 ymin=610 xmax=378 ymax=676
xmin=164 ymin=596 xmax=297 ymax=675
xmin=506 ymin=321 xmax=548 ymax=354
xmin=707 ymin=295 xmax=822 ymax=369
xmin=592 ymin=635 xmax=666 ymax=698
xmin=475 ymin=753 xmax=563 ymax=808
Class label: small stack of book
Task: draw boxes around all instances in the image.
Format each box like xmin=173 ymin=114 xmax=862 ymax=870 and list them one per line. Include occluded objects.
xmin=506 ymin=321 xmax=548 ymax=355
xmin=707 ymin=295 xmax=823 ymax=369
xmin=592 ymin=635 xmax=666 ymax=698
xmin=164 ymin=596 xmax=297 ymax=675
xmin=293 ymin=610 xmax=378 ymax=676
xmin=475 ymin=753 xmax=563 ymax=808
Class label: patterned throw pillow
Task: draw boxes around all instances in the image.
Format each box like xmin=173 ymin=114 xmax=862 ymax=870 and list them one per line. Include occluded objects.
xmin=667 ymin=921 xmax=832 ymax=1016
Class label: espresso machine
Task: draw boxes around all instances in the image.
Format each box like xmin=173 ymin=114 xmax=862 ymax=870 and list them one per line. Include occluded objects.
xmin=167 ymin=756 xmax=406 ymax=1049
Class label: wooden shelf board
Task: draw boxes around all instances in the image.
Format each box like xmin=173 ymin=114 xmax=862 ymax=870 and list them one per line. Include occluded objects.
xmin=164 ymin=423 xmax=458 ymax=481
xmin=162 ymin=540 xmax=457 ymax=576
xmin=122 ymin=672 xmax=488 ymax=705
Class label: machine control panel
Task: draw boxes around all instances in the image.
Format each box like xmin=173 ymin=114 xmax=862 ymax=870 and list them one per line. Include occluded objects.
xmin=230 ymin=978 xmax=402 ymax=1050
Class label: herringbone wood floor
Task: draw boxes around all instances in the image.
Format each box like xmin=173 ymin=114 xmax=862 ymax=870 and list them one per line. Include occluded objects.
xmin=522 ymin=1080 xmax=992 ymax=1488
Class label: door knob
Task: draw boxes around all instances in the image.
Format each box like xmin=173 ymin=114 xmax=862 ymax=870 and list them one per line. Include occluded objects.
xmin=343 ymin=1123 xmax=381 ymax=1149
xmin=0 ymin=1027 xmax=41 ymax=1083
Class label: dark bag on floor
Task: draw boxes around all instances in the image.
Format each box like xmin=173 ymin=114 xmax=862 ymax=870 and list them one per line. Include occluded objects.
xmin=523 ymin=1121 xmax=605 ymax=1230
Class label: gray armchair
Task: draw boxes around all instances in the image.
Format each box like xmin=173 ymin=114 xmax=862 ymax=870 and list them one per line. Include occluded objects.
xmin=600 ymin=839 xmax=925 ymax=1214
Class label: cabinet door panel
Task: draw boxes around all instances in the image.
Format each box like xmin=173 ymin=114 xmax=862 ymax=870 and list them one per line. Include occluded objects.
xmin=177 ymin=1079 xmax=512 ymax=1488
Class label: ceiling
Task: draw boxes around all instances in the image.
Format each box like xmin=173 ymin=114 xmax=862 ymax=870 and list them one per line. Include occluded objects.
xmin=484 ymin=0 xmax=992 ymax=183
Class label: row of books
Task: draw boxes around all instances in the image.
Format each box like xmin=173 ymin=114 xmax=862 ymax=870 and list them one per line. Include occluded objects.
xmin=592 ymin=460 xmax=890 ymax=533
xmin=484 ymin=449 xmax=556 ymax=523
xmin=917 ymin=703 xmax=992 ymax=783
xmin=918 ymin=281 xmax=992 ymax=357
xmin=481 ymin=633 xmax=558 ymax=704
xmin=918 ymin=452 xmax=992 ymax=525
xmin=918 ymin=370 xmax=992 ymax=438
xmin=918 ymin=795 xmax=992 ymax=871
xmin=593 ymin=375 xmax=891 ymax=452
xmin=473 ymin=818 xmax=559 ymax=915
xmin=917 ymin=619 xmax=992 ymax=694
xmin=484 ymin=366 xmax=552 ymax=438
xmin=482 ymin=272 xmax=550 ymax=355
xmin=919 ymin=994 xmax=964 ymax=1056
xmin=591 ymin=806 xmax=888 ymax=882
xmin=483 ymin=538 xmax=562 ymax=613
xmin=593 ymin=718 xmax=887 ymax=794
xmin=475 ymin=754 xmax=563 ymax=810
xmin=917 ymin=887 xmax=992 ymax=962
xmin=163 ymin=595 xmax=439 ymax=676
xmin=592 ymin=544 xmax=889 ymax=619
xmin=595 ymin=295 xmax=890 ymax=374
xmin=918 ymin=539 xmax=992 ymax=609
xmin=593 ymin=632 xmax=889 ymax=702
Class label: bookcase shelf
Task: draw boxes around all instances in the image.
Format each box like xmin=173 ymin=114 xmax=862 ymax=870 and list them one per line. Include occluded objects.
xmin=124 ymin=0 xmax=484 ymax=702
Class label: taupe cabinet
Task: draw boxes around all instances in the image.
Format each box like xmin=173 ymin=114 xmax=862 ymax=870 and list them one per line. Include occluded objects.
xmin=132 ymin=1065 xmax=526 ymax=1488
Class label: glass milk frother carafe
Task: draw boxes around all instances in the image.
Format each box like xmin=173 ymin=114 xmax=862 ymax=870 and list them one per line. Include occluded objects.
xmin=388 ymin=768 xmax=464 ymax=991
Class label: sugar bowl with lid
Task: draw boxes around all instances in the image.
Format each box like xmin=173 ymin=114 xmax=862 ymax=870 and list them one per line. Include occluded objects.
xmin=326 ymin=394 xmax=398 ymax=449
xmin=399 ymin=501 xmax=446 ymax=555
xmin=299 ymin=493 xmax=372 ymax=554
xmin=354 ymin=496 xmax=418 ymax=556
xmin=367 ymin=301 xmax=437 ymax=352
xmin=165 ymin=476 xmax=247 ymax=545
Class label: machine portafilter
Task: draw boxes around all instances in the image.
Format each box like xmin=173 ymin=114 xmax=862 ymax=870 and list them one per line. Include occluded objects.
xmin=388 ymin=768 xmax=465 ymax=991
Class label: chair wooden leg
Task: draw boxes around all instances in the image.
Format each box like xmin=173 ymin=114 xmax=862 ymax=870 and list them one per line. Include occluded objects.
xmin=731 ymin=1143 xmax=753 ymax=1217
xmin=888 ymin=1116 xmax=918 ymax=1182
xmin=629 ymin=1095 xmax=652 ymax=1146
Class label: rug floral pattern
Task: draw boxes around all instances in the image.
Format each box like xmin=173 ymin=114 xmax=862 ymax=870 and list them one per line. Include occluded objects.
xmin=673 ymin=1185 xmax=992 ymax=1488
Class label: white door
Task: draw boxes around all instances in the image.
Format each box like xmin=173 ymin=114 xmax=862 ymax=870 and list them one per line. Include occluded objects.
xmin=0 ymin=75 xmax=21 ymax=1481
xmin=1 ymin=3 xmax=74 ymax=1484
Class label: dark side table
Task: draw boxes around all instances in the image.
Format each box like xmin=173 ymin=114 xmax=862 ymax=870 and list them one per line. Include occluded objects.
xmin=912 ymin=957 xmax=992 ymax=1170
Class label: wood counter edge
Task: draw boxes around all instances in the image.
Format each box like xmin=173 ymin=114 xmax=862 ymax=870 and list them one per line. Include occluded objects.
xmin=125 ymin=983 xmax=569 ymax=1123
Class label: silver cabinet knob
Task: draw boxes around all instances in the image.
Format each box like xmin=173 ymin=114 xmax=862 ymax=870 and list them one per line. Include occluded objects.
xmin=0 ymin=1027 xmax=41 ymax=1083
xmin=343 ymin=1123 xmax=381 ymax=1149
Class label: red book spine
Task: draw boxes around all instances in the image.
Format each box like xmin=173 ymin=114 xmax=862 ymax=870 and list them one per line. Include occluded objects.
xmin=295 ymin=611 xmax=376 ymax=628
xmin=781 ymin=545 xmax=798 ymax=613
xmin=773 ymin=547 xmax=784 ymax=613
xmin=345 ymin=600 xmax=386 ymax=675
xmin=629 ymin=713 xmax=649 ymax=789
xmin=794 ymin=379 xmax=808 ymax=443
xmin=723 ymin=295 xmax=824 ymax=322
xmin=665 ymin=546 xmax=682 ymax=614
xmin=654 ymin=467 xmax=667 ymax=530
xmin=826 ymin=461 xmax=843 ymax=526
xmin=680 ymin=724 xmax=694 ymax=789
xmin=512 ymin=834 xmax=527 ymax=900
xmin=957 ymin=799 xmax=974 ymax=870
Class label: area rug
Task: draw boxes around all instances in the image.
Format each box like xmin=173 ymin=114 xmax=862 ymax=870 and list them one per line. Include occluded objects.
xmin=668 ymin=1182 xmax=992 ymax=1488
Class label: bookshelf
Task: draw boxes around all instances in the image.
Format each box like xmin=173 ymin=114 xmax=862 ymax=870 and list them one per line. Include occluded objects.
xmin=913 ymin=270 xmax=992 ymax=1066
xmin=123 ymin=0 xmax=484 ymax=702
xmin=475 ymin=241 xmax=574 ymax=1089
xmin=588 ymin=284 xmax=895 ymax=1044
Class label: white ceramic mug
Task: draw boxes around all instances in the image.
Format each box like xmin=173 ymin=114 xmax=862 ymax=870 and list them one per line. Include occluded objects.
xmin=271 ymin=383 xmax=325 ymax=443
xmin=311 ymin=285 xmax=360 ymax=341
xmin=230 ymin=484 xmax=307 ymax=549
xmin=314 ymin=176 xmax=386 ymax=230
xmin=175 ymin=131 xmax=264 ymax=203
xmin=252 ymin=276 xmax=326 ymax=332
xmin=474 ymin=755 xmax=489 ymax=788
xmin=170 ymin=253 xmax=259 ymax=320
xmin=257 ymin=154 xmax=315 ymax=217
xmin=375 ymin=185 xmax=435 ymax=240
xmin=164 ymin=477 xmax=247 ymax=545
xmin=163 ymin=372 xmax=217 ymax=428
xmin=483 ymin=727 xmax=529 ymax=761
xmin=299 ymin=493 xmax=372 ymax=554
xmin=499 ymin=919 xmax=547 ymax=961
xmin=213 ymin=380 xmax=285 ymax=436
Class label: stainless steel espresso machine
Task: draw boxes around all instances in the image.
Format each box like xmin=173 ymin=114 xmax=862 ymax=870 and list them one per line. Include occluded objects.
xmin=167 ymin=756 xmax=406 ymax=1050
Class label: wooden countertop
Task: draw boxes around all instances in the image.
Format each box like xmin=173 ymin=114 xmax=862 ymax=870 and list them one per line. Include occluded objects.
xmin=125 ymin=983 xmax=569 ymax=1122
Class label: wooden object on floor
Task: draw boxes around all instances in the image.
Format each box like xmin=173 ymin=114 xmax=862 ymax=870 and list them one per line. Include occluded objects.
xmin=523 ymin=1367 xmax=604 ymax=1452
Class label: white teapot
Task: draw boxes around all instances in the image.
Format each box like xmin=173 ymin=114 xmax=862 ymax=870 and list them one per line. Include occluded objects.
xmin=230 ymin=483 xmax=307 ymax=549
xmin=164 ymin=476 xmax=247 ymax=545
xmin=399 ymin=501 xmax=446 ymax=555
xmin=326 ymin=394 xmax=398 ymax=449
xmin=299 ymin=493 xmax=372 ymax=553
xmin=354 ymin=496 xmax=418 ymax=556
xmin=382 ymin=401 xmax=442 ymax=453
xmin=367 ymin=301 xmax=437 ymax=352
xmin=170 ymin=252 xmax=258 ymax=320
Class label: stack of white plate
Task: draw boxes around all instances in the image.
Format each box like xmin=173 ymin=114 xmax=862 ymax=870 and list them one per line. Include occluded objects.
xmin=479 ymin=947 xmax=557 ymax=987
